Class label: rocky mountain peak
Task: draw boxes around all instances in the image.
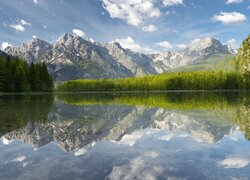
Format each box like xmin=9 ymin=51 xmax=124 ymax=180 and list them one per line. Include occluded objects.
xmin=103 ymin=42 xmax=123 ymax=52
xmin=56 ymin=33 xmax=75 ymax=45
xmin=3 ymin=33 xmax=233 ymax=81
xmin=187 ymin=37 xmax=227 ymax=52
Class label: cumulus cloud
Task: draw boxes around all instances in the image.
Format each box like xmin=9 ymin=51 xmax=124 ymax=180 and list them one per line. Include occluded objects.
xmin=32 ymin=35 xmax=37 ymax=39
xmin=176 ymin=44 xmax=187 ymax=49
xmin=142 ymin=24 xmax=157 ymax=32
xmin=74 ymin=148 xmax=86 ymax=156
xmin=9 ymin=19 xmax=31 ymax=32
xmin=218 ymin=157 xmax=250 ymax=169
xmin=1 ymin=136 xmax=13 ymax=145
xmin=115 ymin=36 xmax=155 ymax=54
xmin=107 ymin=157 xmax=163 ymax=180
xmin=212 ymin=12 xmax=247 ymax=24
xmin=89 ymin=38 xmax=95 ymax=43
xmin=12 ymin=155 xmax=27 ymax=163
xmin=72 ymin=29 xmax=95 ymax=43
xmin=72 ymin=29 xmax=88 ymax=39
xmin=33 ymin=0 xmax=38 ymax=4
xmin=156 ymin=41 xmax=173 ymax=50
xmin=144 ymin=151 xmax=160 ymax=158
xmin=190 ymin=38 xmax=202 ymax=44
xmin=9 ymin=24 xmax=25 ymax=32
xmin=227 ymin=38 xmax=239 ymax=49
xmin=163 ymin=0 xmax=184 ymax=6
xmin=102 ymin=0 xmax=161 ymax=26
xmin=1 ymin=42 xmax=12 ymax=50
xmin=226 ymin=0 xmax=243 ymax=4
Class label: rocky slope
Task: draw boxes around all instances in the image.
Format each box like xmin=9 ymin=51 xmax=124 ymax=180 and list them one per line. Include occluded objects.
xmin=4 ymin=34 xmax=232 ymax=81
xmin=150 ymin=37 xmax=231 ymax=69
xmin=3 ymin=103 xmax=235 ymax=151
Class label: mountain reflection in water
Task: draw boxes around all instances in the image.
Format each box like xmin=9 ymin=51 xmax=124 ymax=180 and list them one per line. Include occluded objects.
xmin=0 ymin=92 xmax=250 ymax=179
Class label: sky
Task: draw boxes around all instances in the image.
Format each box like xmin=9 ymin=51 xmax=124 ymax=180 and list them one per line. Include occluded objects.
xmin=0 ymin=0 xmax=250 ymax=53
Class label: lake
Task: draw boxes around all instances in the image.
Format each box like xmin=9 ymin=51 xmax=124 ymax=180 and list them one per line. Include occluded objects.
xmin=0 ymin=92 xmax=250 ymax=180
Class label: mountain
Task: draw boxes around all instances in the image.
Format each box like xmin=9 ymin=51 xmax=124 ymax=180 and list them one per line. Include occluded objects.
xmin=3 ymin=104 xmax=235 ymax=151
xmin=150 ymin=37 xmax=231 ymax=69
xmin=4 ymin=38 xmax=52 ymax=64
xmin=0 ymin=50 xmax=9 ymax=58
xmin=172 ymin=53 xmax=235 ymax=72
xmin=4 ymin=35 xmax=233 ymax=81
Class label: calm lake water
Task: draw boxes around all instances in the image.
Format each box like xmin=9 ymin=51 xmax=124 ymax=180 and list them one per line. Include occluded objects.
xmin=0 ymin=92 xmax=250 ymax=180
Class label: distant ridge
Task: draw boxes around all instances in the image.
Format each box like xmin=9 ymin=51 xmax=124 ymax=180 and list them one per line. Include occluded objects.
xmin=4 ymin=34 xmax=234 ymax=82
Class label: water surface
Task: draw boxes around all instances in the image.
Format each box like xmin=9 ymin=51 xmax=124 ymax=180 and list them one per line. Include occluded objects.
xmin=0 ymin=92 xmax=250 ymax=180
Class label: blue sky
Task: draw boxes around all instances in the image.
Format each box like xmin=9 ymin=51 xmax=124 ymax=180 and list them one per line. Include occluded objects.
xmin=0 ymin=0 xmax=249 ymax=53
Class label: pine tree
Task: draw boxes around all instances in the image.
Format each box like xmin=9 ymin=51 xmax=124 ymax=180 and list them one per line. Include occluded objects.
xmin=0 ymin=58 xmax=5 ymax=92
xmin=28 ymin=62 xmax=39 ymax=91
xmin=14 ymin=62 xmax=30 ymax=92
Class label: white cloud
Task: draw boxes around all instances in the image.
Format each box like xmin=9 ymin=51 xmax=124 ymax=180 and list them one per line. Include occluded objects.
xmin=227 ymin=38 xmax=239 ymax=49
xmin=158 ymin=134 xmax=173 ymax=141
xmin=74 ymin=148 xmax=86 ymax=156
xmin=72 ymin=29 xmax=95 ymax=43
xmin=144 ymin=151 xmax=160 ymax=158
xmin=218 ymin=158 xmax=250 ymax=169
xmin=32 ymin=35 xmax=37 ymax=39
xmin=163 ymin=0 xmax=184 ymax=6
xmin=89 ymin=38 xmax=95 ymax=43
xmin=102 ymin=0 xmax=161 ymax=26
xmin=9 ymin=24 xmax=25 ymax=32
xmin=156 ymin=41 xmax=173 ymax=50
xmin=33 ymin=0 xmax=38 ymax=4
xmin=107 ymin=157 xmax=163 ymax=180
xmin=72 ymin=29 xmax=88 ymax=39
xmin=19 ymin=19 xmax=31 ymax=26
xmin=12 ymin=155 xmax=27 ymax=163
xmin=115 ymin=37 xmax=155 ymax=54
xmin=9 ymin=19 xmax=31 ymax=32
xmin=142 ymin=24 xmax=157 ymax=32
xmin=226 ymin=0 xmax=243 ymax=4
xmin=176 ymin=44 xmax=187 ymax=49
xmin=212 ymin=12 xmax=247 ymax=25
xmin=116 ymin=129 xmax=157 ymax=146
xmin=1 ymin=42 xmax=12 ymax=50
xmin=1 ymin=136 xmax=13 ymax=145
xmin=190 ymin=38 xmax=202 ymax=45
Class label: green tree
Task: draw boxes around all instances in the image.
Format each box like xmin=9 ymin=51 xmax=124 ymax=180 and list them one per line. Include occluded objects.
xmin=14 ymin=62 xmax=30 ymax=92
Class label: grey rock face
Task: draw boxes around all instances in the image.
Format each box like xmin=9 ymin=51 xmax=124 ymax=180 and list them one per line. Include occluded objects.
xmin=3 ymin=104 xmax=234 ymax=151
xmin=4 ymin=35 xmax=233 ymax=81
xmin=150 ymin=37 xmax=231 ymax=69
xmin=4 ymin=38 xmax=52 ymax=64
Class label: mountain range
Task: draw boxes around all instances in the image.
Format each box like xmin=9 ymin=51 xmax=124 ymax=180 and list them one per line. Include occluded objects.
xmin=3 ymin=103 xmax=235 ymax=151
xmin=3 ymin=33 xmax=235 ymax=82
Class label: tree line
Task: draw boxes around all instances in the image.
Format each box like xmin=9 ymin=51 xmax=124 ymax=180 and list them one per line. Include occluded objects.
xmin=57 ymin=71 xmax=250 ymax=92
xmin=0 ymin=55 xmax=53 ymax=92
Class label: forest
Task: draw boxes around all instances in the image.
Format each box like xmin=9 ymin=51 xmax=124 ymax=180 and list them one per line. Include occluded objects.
xmin=58 ymin=34 xmax=250 ymax=92
xmin=57 ymin=71 xmax=250 ymax=92
xmin=0 ymin=55 xmax=53 ymax=92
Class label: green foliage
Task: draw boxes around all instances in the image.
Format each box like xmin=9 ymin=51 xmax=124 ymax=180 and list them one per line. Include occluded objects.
xmin=0 ymin=94 xmax=54 ymax=135
xmin=173 ymin=54 xmax=235 ymax=72
xmin=57 ymin=71 xmax=249 ymax=92
xmin=236 ymin=34 xmax=250 ymax=74
xmin=58 ymin=92 xmax=250 ymax=139
xmin=0 ymin=55 xmax=54 ymax=92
